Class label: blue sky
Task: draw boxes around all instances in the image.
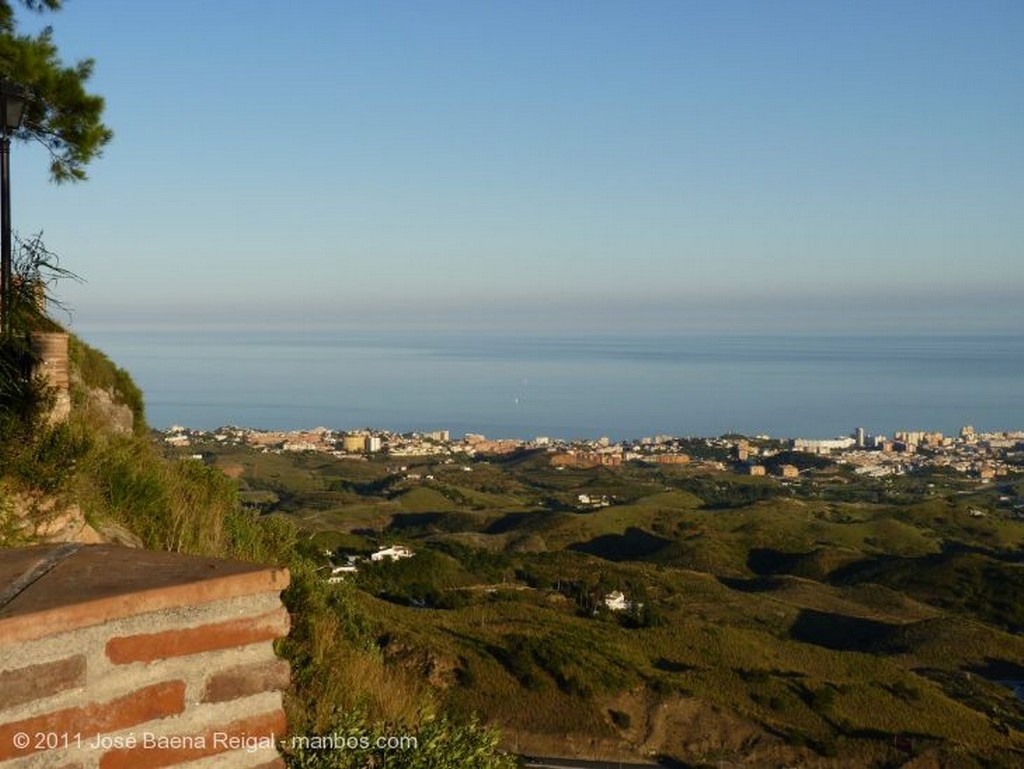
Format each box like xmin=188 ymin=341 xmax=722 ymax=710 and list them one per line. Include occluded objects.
xmin=12 ymin=0 xmax=1024 ymax=332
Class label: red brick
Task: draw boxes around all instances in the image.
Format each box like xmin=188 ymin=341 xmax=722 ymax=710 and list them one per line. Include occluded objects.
xmin=98 ymin=709 xmax=287 ymax=769
xmin=0 ymin=654 xmax=86 ymax=710
xmin=202 ymin=658 xmax=291 ymax=703
xmin=105 ymin=608 xmax=290 ymax=664
xmin=0 ymin=680 xmax=185 ymax=760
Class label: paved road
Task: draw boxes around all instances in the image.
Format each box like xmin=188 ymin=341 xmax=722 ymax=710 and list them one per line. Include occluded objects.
xmin=521 ymin=756 xmax=662 ymax=769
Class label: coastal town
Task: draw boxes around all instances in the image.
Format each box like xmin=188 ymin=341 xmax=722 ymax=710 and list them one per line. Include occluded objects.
xmin=152 ymin=417 xmax=1024 ymax=767
xmin=161 ymin=422 xmax=1023 ymax=483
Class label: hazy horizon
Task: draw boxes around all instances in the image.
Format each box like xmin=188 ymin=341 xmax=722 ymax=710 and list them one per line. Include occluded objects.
xmin=65 ymin=285 xmax=1024 ymax=335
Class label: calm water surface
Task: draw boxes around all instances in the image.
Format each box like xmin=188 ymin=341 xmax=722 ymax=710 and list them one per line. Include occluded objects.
xmin=77 ymin=331 xmax=1024 ymax=441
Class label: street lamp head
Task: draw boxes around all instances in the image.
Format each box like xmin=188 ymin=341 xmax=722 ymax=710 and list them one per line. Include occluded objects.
xmin=0 ymin=79 xmax=28 ymax=134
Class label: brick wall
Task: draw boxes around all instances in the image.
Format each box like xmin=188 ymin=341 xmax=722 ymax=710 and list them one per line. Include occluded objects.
xmin=0 ymin=544 xmax=291 ymax=769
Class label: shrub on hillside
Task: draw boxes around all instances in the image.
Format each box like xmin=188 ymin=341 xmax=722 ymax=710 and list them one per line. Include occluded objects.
xmin=285 ymin=709 xmax=516 ymax=769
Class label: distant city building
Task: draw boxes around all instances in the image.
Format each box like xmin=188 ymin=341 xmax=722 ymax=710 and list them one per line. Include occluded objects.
xmin=283 ymin=440 xmax=320 ymax=452
xmin=894 ymin=431 xmax=927 ymax=447
xmin=792 ymin=437 xmax=856 ymax=454
xmin=855 ymin=427 xmax=866 ymax=448
xmin=777 ymin=464 xmax=800 ymax=478
xmin=341 ymin=434 xmax=365 ymax=453
xmin=746 ymin=464 xmax=766 ymax=476
xmin=653 ymin=454 xmax=690 ymax=465
xmin=365 ymin=435 xmax=382 ymax=453
xmin=551 ymin=451 xmax=623 ymax=468
xmin=975 ymin=464 xmax=996 ymax=480
xmin=472 ymin=440 xmax=521 ymax=455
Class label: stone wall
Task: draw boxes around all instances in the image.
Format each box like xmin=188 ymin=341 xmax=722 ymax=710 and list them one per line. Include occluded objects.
xmin=29 ymin=332 xmax=71 ymax=424
xmin=0 ymin=544 xmax=291 ymax=769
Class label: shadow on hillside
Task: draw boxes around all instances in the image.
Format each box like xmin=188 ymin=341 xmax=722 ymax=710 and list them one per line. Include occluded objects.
xmin=789 ymin=609 xmax=900 ymax=652
xmin=748 ymin=547 xmax=807 ymax=575
xmin=823 ymin=548 xmax=1024 ymax=633
xmin=388 ymin=511 xmax=483 ymax=535
xmin=826 ymin=552 xmax=924 ymax=585
xmin=827 ymin=542 xmax=1024 ymax=588
xmin=389 ymin=512 xmax=446 ymax=530
xmin=486 ymin=512 xmax=543 ymax=535
xmin=569 ymin=527 xmax=674 ymax=562
xmin=717 ymin=574 xmax=786 ymax=593
xmin=654 ymin=658 xmax=698 ymax=673
xmin=971 ymin=658 xmax=1024 ymax=680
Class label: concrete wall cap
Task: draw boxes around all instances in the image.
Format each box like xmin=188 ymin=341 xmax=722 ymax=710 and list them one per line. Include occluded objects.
xmin=0 ymin=545 xmax=290 ymax=647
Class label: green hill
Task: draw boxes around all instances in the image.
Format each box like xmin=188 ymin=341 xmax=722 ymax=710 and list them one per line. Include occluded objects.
xmin=181 ymin=443 xmax=1024 ymax=767
xmin=0 ymin=328 xmax=515 ymax=769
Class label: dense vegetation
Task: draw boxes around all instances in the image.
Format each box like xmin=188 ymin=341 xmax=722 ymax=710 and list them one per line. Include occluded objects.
xmin=184 ymin=437 xmax=1024 ymax=768
xmin=1 ymin=0 xmax=113 ymax=182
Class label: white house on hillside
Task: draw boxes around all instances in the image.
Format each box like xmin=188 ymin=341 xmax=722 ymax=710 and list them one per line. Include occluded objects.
xmin=604 ymin=591 xmax=630 ymax=612
xmin=370 ymin=545 xmax=415 ymax=562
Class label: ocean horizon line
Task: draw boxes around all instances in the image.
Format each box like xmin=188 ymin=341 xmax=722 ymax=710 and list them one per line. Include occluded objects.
xmin=77 ymin=330 xmax=1024 ymax=443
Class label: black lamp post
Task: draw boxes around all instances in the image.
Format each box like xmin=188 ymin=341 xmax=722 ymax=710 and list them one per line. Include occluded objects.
xmin=0 ymin=79 xmax=27 ymax=335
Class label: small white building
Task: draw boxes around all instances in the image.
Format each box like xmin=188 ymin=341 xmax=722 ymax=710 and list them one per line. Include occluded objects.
xmin=604 ymin=591 xmax=630 ymax=612
xmin=326 ymin=564 xmax=359 ymax=584
xmin=370 ymin=545 xmax=415 ymax=562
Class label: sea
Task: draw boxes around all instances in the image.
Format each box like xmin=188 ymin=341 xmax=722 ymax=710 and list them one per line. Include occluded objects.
xmin=75 ymin=330 xmax=1023 ymax=442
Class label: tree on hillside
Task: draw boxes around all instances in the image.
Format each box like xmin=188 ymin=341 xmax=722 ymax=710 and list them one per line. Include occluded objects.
xmin=0 ymin=0 xmax=111 ymax=182
xmin=0 ymin=2 xmax=108 ymax=430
